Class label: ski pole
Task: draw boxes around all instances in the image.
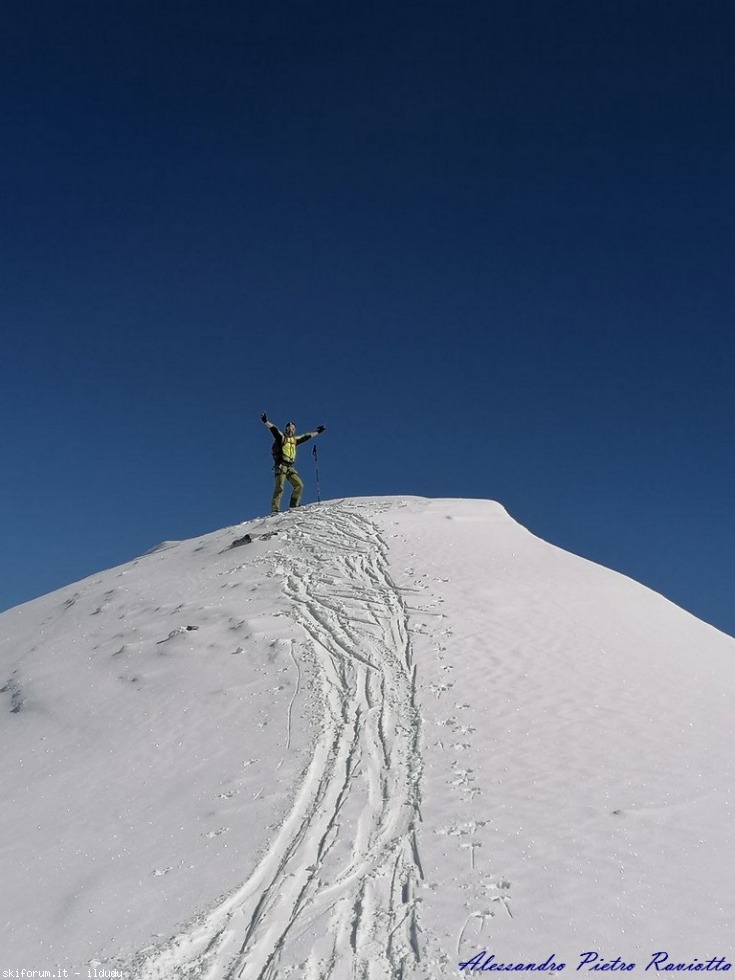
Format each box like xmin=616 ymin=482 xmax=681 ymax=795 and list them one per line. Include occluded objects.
xmin=312 ymin=444 xmax=321 ymax=503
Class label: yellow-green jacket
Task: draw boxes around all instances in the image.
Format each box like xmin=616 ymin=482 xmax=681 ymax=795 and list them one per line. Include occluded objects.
xmin=267 ymin=424 xmax=315 ymax=468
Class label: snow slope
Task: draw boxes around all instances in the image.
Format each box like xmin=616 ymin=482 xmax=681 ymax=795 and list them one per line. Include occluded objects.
xmin=1 ymin=497 xmax=734 ymax=979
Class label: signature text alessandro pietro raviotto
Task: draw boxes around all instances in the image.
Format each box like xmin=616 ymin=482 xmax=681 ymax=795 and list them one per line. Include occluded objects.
xmin=459 ymin=952 xmax=733 ymax=974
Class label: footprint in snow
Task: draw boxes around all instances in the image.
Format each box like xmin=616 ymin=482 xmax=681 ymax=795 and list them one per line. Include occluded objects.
xmin=202 ymin=827 xmax=229 ymax=839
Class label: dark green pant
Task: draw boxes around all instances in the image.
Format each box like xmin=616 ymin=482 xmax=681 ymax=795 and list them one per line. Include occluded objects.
xmin=271 ymin=465 xmax=304 ymax=513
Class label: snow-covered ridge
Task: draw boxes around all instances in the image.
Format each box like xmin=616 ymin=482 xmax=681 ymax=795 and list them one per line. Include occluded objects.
xmin=1 ymin=497 xmax=734 ymax=979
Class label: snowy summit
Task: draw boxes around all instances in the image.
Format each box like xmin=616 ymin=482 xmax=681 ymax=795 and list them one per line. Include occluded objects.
xmin=1 ymin=496 xmax=734 ymax=979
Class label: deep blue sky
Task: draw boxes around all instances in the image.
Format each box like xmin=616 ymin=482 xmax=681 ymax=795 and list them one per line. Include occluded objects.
xmin=2 ymin=0 xmax=733 ymax=637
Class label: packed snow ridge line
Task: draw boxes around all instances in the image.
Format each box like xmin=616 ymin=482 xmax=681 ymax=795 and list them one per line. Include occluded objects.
xmin=125 ymin=500 xmax=426 ymax=980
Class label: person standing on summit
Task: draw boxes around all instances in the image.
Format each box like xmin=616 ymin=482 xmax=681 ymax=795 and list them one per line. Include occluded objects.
xmin=260 ymin=413 xmax=326 ymax=513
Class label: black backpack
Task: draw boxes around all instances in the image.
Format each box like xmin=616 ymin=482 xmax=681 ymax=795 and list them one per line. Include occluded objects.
xmin=272 ymin=436 xmax=288 ymax=468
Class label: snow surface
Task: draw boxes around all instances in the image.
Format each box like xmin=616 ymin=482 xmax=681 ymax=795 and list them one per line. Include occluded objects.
xmin=1 ymin=496 xmax=734 ymax=979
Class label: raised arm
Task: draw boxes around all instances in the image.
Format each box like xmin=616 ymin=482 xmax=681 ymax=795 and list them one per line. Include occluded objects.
xmin=260 ymin=412 xmax=282 ymax=442
xmin=295 ymin=424 xmax=326 ymax=445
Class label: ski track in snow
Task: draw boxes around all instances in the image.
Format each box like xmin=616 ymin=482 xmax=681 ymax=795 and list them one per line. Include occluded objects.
xmin=124 ymin=501 xmax=426 ymax=980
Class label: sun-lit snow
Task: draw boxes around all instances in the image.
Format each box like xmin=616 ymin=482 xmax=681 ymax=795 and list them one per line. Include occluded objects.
xmin=1 ymin=497 xmax=734 ymax=978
